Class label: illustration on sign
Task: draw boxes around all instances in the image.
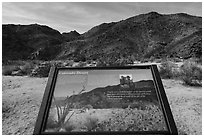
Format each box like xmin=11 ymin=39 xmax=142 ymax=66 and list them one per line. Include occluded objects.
xmin=44 ymin=69 xmax=168 ymax=133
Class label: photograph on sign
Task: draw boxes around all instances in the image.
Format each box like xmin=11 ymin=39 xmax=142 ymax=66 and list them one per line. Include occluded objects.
xmin=43 ymin=68 xmax=168 ymax=133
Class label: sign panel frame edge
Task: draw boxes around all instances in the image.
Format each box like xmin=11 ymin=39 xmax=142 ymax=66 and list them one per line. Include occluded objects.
xmin=33 ymin=65 xmax=178 ymax=135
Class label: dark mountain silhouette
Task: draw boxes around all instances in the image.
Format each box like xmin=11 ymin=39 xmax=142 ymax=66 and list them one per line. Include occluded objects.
xmin=62 ymin=30 xmax=81 ymax=42
xmin=57 ymin=12 xmax=201 ymax=62
xmin=2 ymin=24 xmax=64 ymax=62
xmin=55 ymin=80 xmax=158 ymax=109
xmin=2 ymin=12 xmax=202 ymax=63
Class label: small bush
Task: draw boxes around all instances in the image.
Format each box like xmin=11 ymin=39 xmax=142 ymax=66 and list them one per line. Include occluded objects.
xmin=2 ymin=65 xmax=20 ymax=75
xmin=180 ymin=60 xmax=202 ymax=86
xmin=172 ymin=58 xmax=182 ymax=62
xmin=64 ymin=122 xmax=75 ymax=132
xmin=84 ymin=117 xmax=99 ymax=131
xmin=140 ymin=58 xmax=149 ymax=63
xmin=149 ymin=56 xmax=155 ymax=62
xmin=3 ymin=60 xmax=25 ymax=66
xmin=3 ymin=61 xmax=40 ymax=76
xmin=2 ymin=99 xmax=16 ymax=119
xmin=95 ymin=105 xmax=166 ymax=132
xmin=46 ymin=115 xmax=58 ymax=129
xmin=31 ymin=62 xmax=52 ymax=77
xmin=20 ymin=62 xmax=35 ymax=75
xmin=159 ymin=61 xmax=178 ymax=79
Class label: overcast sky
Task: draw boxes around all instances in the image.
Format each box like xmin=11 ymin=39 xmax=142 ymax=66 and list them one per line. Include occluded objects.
xmin=2 ymin=2 xmax=202 ymax=34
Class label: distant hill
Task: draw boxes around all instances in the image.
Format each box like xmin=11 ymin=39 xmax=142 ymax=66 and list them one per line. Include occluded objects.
xmin=55 ymin=80 xmax=158 ymax=109
xmin=62 ymin=30 xmax=81 ymax=42
xmin=57 ymin=12 xmax=201 ymax=62
xmin=2 ymin=12 xmax=202 ymax=63
xmin=2 ymin=24 xmax=64 ymax=61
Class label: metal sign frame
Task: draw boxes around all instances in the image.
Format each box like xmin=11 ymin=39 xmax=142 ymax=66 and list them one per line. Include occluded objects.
xmin=33 ymin=65 xmax=178 ymax=135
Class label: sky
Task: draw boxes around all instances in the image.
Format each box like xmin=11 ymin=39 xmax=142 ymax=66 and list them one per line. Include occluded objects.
xmin=2 ymin=2 xmax=202 ymax=34
xmin=54 ymin=69 xmax=153 ymax=97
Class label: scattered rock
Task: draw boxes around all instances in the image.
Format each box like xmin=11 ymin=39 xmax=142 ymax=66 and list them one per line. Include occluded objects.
xmin=11 ymin=70 xmax=23 ymax=76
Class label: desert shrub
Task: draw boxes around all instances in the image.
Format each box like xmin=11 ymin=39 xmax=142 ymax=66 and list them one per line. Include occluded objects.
xmin=2 ymin=65 xmax=20 ymax=75
xmin=121 ymin=104 xmax=129 ymax=109
xmin=20 ymin=62 xmax=36 ymax=75
xmin=140 ymin=58 xmax=149 ymax=63
xmin=2 ymin=100 xmax=12 ymax=114
xmin=84 ymin=104 xmax=93 ymax=110
xmin=180 ymin=60 xmax=202 ymax=86
xmin=195 ymin=57 xmax=202 ymax=64
xmin=154 ymin=58 xmax=162 ymax=63
xmin=64 ymin=122 xmax=75 ymax=132
xmin=149 ymin=56 xmax=155 ymax=62
xmin=50 ymin=86 xmax=86 ymax=132
xmin=129 ymin=102 xmax=146 ymax=110
xmin=159 ymin=61 xmax=179 ymax=79
xmin=95 ymin=106 xmax=167 ymax=132
xmin=31 ymin=62 xmax=52 ymax=77
xmin=96 ymin=60 xmax=107 ymax=67
xmin=172 ymin=58 xmax=183 ymax=62
xmin=3 ymin=60 xmax=25 ymax=66
xmin=2 ymin=99 xmax=15 ymax=119
xmin=77 ymin=61 xmax=87 ymax=67
xmin=3 ymin=60 xmax=41 ymax=76
xmin=97 ymin=58 xmax=131 ymax=67
xmin=84 ymin=117 xmax=99 ymax=131
xmin=46 ymin=115 xmax=58 ymax=129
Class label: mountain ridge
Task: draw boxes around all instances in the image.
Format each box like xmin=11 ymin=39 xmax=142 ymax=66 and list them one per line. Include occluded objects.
xmin=2 ymin=12 xmax=202 ymax=63
xmin=55 ymin=80 xmax=157 ymax=109
xmin=57 ymin=12 xmax=201 ymax=62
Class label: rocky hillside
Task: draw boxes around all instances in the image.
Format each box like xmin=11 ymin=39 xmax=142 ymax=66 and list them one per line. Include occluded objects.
xmin=55 ymin=80 xmax=157 ymax=109
xmin=58 ymin=12 xmax=201 ymax=62
xmin=2 ymin=12 xmax=202 ymax=63
xmin=62 ymin=30 xmax=81 ymax=42
xmin=2 ymin=24 xmax=67 ymax=62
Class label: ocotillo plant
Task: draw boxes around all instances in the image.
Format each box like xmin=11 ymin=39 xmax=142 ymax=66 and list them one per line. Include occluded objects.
xmin=53 ymin=85 xmax=86 ymax=131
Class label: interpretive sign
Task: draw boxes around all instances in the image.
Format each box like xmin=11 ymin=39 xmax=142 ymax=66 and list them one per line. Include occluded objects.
xmin=33 ymin=65 xmax=178 ymax=135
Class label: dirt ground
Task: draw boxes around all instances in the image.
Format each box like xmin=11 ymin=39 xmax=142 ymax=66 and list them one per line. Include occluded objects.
xmin=2 ymin=76 xmax=202 ymax=135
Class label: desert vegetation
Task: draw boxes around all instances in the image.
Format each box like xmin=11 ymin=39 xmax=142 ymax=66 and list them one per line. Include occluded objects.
xmin=158 ymin=58 xmax=202 ymax=86
xmin=180 ymin=59 xmax=202 ymax=86
xmin=45 ymin=103 xmax=167 ymax=132
xmin=2 ymin=60 xmax=95 ymax=77
xmin=2 ymin=60 xmax=42 ymax=76
xmin=93 ymin=105 xmax=167 ymax=132
xmin=2 ymin=57 xmax=202 ymax=88
xmin=45 ymin=86 xmax=86 ymax=132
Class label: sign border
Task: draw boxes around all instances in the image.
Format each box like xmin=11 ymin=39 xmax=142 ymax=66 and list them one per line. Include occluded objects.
xmin=33 ymin=65 xmax=178 ymax=135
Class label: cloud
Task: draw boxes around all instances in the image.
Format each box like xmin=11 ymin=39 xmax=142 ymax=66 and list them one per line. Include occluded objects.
xmin=2 ymin=2 xmax=202 ymax=34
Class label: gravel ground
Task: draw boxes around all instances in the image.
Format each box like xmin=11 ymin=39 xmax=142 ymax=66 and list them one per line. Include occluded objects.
xmin=2 ymin=76 xmax=47 ymax=135
xmin=163 ymin=79 xmax=202 ymax=135
xmin=2 ymin=76 xmax=202 ymax=135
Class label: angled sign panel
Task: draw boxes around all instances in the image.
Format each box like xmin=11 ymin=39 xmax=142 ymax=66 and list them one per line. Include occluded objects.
xmin=33 ymin=65 xmax=178 ymax=135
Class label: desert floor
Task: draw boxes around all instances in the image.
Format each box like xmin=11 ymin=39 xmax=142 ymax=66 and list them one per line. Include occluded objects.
xmin=2 ymin=76 xmax=202 ymax=135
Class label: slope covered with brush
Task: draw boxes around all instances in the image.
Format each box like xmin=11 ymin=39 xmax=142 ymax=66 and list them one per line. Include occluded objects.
xmin=57 ymin=12 xmax=201 ymax=62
